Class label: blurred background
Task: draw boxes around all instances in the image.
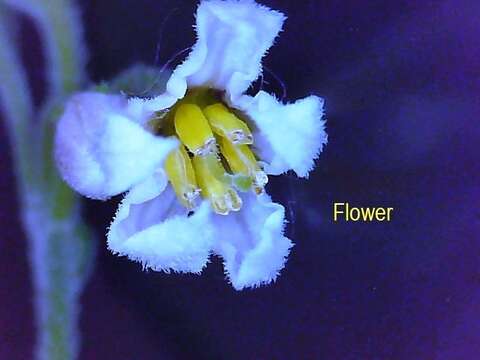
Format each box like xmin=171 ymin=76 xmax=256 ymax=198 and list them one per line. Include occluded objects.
xmin=1 ymin=0 xmax=479 ymax=359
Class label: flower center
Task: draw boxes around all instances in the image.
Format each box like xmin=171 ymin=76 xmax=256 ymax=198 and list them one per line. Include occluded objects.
xmin=153 ymin=89 xmax=268 ymax=215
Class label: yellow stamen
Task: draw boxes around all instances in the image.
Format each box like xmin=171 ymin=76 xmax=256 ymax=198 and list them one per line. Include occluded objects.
xmin=219 ymin=137 xmax=268 ymax=194
xmin=203 ymin=103 xmax=253 ymax=145
xmin=192 ymin=154 xmax=242 ymax=215
xmin=174 ymin=103 xmax=216 ymax=156
xmin=164 ymin=146 xmax=200 ymax=209
xmin=158 ymin=90 xmax=267 ymax=212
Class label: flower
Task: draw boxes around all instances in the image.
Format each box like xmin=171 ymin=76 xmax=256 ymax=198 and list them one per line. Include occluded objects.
xmin=54 ymin=0 xmax=327 ymax=290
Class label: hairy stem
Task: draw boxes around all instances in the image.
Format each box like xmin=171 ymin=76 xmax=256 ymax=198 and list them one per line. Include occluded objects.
xmin=0 ymin=1 xmax=93 ymax=359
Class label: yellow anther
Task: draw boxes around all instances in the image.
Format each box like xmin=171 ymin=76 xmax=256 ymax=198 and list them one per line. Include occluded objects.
xmin=164 ymin=146 xmax=200 ymax=209
xmin=219 ymin=137 xmax=257 ymax=175
xmin=203 ymin=103 xmax=253 ymax=145
xmin=174 ymin=104 xmax=216 ymax=156
xmin=219 ymin=137 xmax=268 ymax=194
xmin=192 ymin=154 xmax=242 ymax=215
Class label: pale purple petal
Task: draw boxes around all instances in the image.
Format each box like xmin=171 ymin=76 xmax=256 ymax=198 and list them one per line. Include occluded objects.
xmin=55 ymin=92 xmax=178 ymax=199
xmin=234 ymin=91 xmax=327 ymax=178
xmin=212 ymin=192 xmax=293 ymax=290
xmin=142 ymin=0 xmax=285 ymax=113
xmin=108 ymin=174 xmax=214 ymax=274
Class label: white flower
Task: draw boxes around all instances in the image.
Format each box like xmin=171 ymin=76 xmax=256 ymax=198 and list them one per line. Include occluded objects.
xmin=54 ymin=0 xmax=327 ymax=290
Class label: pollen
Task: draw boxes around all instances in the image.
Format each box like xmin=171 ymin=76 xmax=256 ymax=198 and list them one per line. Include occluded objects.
xmin=219 ymin=137 xmax=268 ymax=194
xmin=192 ymin=154 xmax=242 ymax=215
xmin=162 ymin=91 xmax=268 ymax=215
xmin=174 ymin=103 xmax=216 ymax=156
xmin=164 ymin=146 xmax=201 ymax=209
xmin=203 ymin=103 xmax=253 ymax=145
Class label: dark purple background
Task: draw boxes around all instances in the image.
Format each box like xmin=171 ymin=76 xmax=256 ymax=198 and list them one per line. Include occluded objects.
xmin=1 ymin=0 xmax=480 ymax=359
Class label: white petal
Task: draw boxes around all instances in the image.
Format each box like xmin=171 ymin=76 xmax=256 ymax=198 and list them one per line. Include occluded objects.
xmin=107 ymin=175 xmax=214 ymax=274
xmin=212 ymin=192 xmax=293 ymax=290
xmin=55 ymin=92 xmax=178 ymax=199
xmin=127 ymin=94 xmax=178 ymax=120
xmin=234 ymin=91 xmax=327 ymax=178
xmin=145 ymin=0 xmax=285 ymax=110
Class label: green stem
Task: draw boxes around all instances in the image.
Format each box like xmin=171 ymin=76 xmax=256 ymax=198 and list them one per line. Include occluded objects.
xmin=0 ymin=5 xmax=36 ymax=189
xmin=0 ymin=1 xmax=93 ymax=359
xmin=37 ymin=0 xmax=87 ymax=95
